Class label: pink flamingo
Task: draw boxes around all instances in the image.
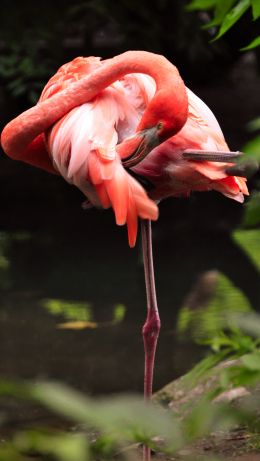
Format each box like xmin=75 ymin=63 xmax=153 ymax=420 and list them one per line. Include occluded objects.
xmin=1 ymin=51 xmax=248 ymax=459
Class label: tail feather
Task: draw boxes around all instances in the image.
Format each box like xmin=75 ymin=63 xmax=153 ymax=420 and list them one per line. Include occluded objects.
xmin=105 ymin=163 xmax=129 ymax=225
xmin=40 ymin=59 xmax=159 ymax=247
xmin=235 ymin=176 xmax=249 ymax=196
xmin=88 ymin=151 xmax=102 ymax=185
xmin=95 ymin=183 xmax=111 ymax=208
xmin=213 ymin=176 xmax=248 ymax=203
xmin=184 ymin=159 xmax=249 ymax=202
xmin=87 ymin=153 xmax=158 ymax=245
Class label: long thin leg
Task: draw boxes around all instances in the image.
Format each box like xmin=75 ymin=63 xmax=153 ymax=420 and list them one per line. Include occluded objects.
xmin=141 ymin=219 xmax=161 ymax=461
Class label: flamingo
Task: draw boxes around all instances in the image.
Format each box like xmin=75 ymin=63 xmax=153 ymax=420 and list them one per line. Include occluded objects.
xmin=1 ymin=51 xmax=248 ymax=459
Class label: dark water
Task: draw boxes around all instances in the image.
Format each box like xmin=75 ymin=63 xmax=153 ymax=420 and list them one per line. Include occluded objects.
xmin=1 ymin=173 xmax=260 ymax=399
xmin=0 ymin=204 xmax=201 ymax=396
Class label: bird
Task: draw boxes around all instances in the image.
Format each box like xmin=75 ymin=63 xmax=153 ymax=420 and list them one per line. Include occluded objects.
xmin=1 ymin=51 xmax=248 ymax=460
xmin=1 ymin=52 xmax=189 ymax=248
xmin=1 ymin=53 xmax=248 ymax=247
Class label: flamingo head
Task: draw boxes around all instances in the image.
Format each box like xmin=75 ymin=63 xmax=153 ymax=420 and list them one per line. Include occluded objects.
xmin=119 ymin=87 xmax=188 ymax=168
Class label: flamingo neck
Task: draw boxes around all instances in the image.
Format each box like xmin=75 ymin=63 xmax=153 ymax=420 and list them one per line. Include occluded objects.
xmin=1 ymin=51 xmax=187 ymax=157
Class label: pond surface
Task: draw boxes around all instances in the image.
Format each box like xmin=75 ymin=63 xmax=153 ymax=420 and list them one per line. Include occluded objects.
xmin=1 ymin=174 xmax=260 ymax=399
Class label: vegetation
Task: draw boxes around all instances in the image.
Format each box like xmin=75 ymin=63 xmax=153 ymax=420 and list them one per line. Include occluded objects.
xmin=187 ymin=0 xmax=260 ymax=49
xmin=1 ymin=311 xmax=260 ymax=460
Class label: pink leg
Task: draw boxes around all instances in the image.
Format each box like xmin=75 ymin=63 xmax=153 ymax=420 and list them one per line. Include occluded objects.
xmin=141 ymin=219 xmax=161 ymax=461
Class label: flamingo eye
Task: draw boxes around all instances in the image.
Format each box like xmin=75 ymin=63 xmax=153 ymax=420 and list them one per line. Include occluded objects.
xmin=157 ymin=121 xmax=164 ymax=131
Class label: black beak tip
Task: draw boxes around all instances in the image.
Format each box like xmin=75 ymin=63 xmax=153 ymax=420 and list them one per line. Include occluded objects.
xmin=225 ymin=160 xmax=259 ymax=178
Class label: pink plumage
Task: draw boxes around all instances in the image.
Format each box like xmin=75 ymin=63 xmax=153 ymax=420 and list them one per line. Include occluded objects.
xmin=39 ymin=56 xmax=247 ymax=245
xmin=1 ymin=53 xmax=248 ymax=247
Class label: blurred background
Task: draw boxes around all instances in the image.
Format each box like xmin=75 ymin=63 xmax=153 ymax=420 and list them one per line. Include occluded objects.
xmin=0 ymin=0 xmax=260 ymax=398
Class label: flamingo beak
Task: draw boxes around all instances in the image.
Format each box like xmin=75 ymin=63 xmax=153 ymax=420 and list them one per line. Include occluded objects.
xmin=225 ymin=159 xmax=259 ymax=178
xmin=120 ymin=126 xmax=160 ymax=168
xmin=183 ymin=150 xmax=259 ymax=178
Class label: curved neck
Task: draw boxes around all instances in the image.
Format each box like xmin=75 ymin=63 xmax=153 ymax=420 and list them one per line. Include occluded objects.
xmin=1 ymin=51 xmax=187 ymax=155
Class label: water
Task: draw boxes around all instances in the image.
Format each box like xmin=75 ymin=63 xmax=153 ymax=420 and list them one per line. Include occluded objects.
xmin=1 ymin=160 xmax=260 ymax=438
xmin=1 ymin=167 xmax=260 ymax=395
xmin=0 ymin=221 xmax=200 ymax=396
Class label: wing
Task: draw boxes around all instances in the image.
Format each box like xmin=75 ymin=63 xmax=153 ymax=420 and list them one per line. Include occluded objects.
xmin=41 ymin=57 xmax=158 ymax=247
xmin=133 ymin=87 xmax=248 ymax=203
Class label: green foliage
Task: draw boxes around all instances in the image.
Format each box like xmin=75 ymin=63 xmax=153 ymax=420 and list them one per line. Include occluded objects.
xmin=233 ymin=229 xmax=260 ymax=271
xmin=186 ymin=0 xmax=218 ymax=9
xmin=112 ymin=304 xmax=126 ymax=323
xmin=243 ymin=127 xmax=260 ymax=163
xmin=239 ymin=119 xmax=260 ymax=227
xmin=0 ymin=0 xmax=241 ymax=106
xmin=213 ymin=0 xmax=250 ymax=40
xmin=0 ymin=40 xmax=58 ymax=103
xmin=43 ymin=298 xmax=93 ymax=322
xmin=178 ymin=314 xmax=260 ymax=424
xmin=243 ymin=192 xmax=260 ymax=227
xmin=251 ymin=0 xmax=260 ymax=20
xmin=0 ymin=380 xmax=181 ymax=460
xmin=241 ymin=35 xmax=260 ymax=49
xmin=2 ymin=312 xmax=260 ymax=460
xmin=242 ymin=351 xmax=260 ymax=370
xmin=203 ymin=0 xmax=237 ymax=28
xmin=15 ymin=431 xmax=89 ymax=461
xmin=243 ymin=136 xmax=260 ymax=165
xmin=187 ymin=0 xmax=260 ymax=48
xmin=42 ymin=299 xmax=126 ymax=329
xmin=178 ymin=272 xmax=251 ymax=340
xmin=0 ymin=1 xmax=69 ymax=103
xmin=247 ymin=117 xmax=260 ymax=132
xmin=181 ymin=316 xmax=260 ymax=393
xmin=234 ymin=312 xmax=260 ymax=337
xmin=30 ymin=382 xmax=178 ymax=444
xmin=176 ymin=225 xmax=260 ymax=395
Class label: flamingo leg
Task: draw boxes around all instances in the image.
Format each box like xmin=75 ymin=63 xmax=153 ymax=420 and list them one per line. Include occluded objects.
xmin=141 ymin=219 xmax=161 ymax=461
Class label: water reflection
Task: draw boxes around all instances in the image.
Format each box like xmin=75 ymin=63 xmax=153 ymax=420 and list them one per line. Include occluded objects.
xmin=0 ymin=200 xmax=260 ymax=396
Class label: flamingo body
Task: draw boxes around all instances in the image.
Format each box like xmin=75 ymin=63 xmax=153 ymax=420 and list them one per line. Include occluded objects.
xmin=0 ymin=53 xmax=248 ymax=243
xmin=40 ymin=57 xmax=159 ymax=246
xmin=37 ymin=56 xmax=248 ymax=246
xmin=134 ymin=87 xmax=248 ymax=203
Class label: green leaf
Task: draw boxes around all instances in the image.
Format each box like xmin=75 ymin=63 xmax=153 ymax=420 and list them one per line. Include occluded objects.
xmin=14 ymin=431 xmax=89 ymax=461
xmin=247 ymin=117 xmax=260 ymax=132
xmin=182 ymin=350 xmax=230 ymax=389
xmin=243 ymin=192 xmax=260 ymax=227
xmin=30 ymin=382 xmax=179 ymax=444
xmin=213 ymin=0 xmax=250 ymax=40
xmin=233 ymin=313 xmax=260 ymax=338
xmin=241 ymin=35 xmax=260 ymax=50
xmin=233 ymin=229 xmax=260 ymax=272
xmin=42 ymin=298 xmax=93 ymax=322
xmin=0 ymin=379 xmax=33 ymax=400
xmin=220 ymin=364 xmax=260 ymax=387
xmin=243 ymin=134 xmax=260 ymax=161
xmin=177 ymin=272 xmax=251 ymax=341
xmin=251 ymin=0 xmax=260 ymax=19
xmin=203 ymin=0 xmax=237 ymax=27
xmin=113 ymin=304 xmax=126 ymax=323
xmin=242 ymin=352 xmax=260 ymax=370
xmin=186 ymin=0 xmax=217 ymax=11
